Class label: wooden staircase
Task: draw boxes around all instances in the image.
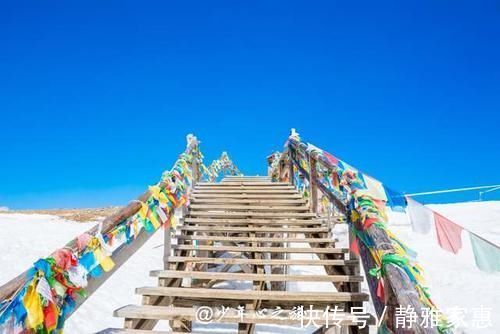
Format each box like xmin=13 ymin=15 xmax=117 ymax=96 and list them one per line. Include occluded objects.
xmin=98 ymin=176 xmax=372 ymax=334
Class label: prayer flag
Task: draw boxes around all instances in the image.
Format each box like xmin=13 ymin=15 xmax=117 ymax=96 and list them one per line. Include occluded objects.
xmin=469 ymin=233 xmax=500 ymax=273
xmin=434 ymin=212 xmax=463 ymax=254
xmin=406 ymin=197 xmax=433 ymax=234
xmin=384 ymin=186 xmax=407 ymax=212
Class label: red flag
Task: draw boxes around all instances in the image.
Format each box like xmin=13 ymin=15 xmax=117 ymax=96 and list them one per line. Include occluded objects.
xmin=350 ymin=237 xmax=360 ymax=257
xmin=43 ymin=302 xmax=58 ymax=330
xmin=363 ymin=217 xmax=378 ymax=229
xmin=376 ymin=279 xmax=385 ymax=301
xmin=324 ymin=152 xmax=339 ymax=166
xmin=434 ymin=212 xmax=463 ymax=254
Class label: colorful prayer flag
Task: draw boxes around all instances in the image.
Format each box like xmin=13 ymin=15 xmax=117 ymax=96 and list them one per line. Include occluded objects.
xmin=384 ymin=186 xmax=407 ymax=212
xmin=357 ymin=175 xmax=388 ymax=201
xmin=469 ymin=233 xmax=500 ymax=273
xmin=406 ymin=197 xmax=433 ymax=234
xmin=434 ymin=212 xmax=463 ymax=254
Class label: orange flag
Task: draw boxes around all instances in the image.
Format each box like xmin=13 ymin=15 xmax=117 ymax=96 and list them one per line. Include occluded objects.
xmin=434 ymin=212 xmax=463 ymax=254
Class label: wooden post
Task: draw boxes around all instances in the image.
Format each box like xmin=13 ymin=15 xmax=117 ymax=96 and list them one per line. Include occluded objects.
xmin=288 ymin=146 xmax=295 ymax=186
xmin=192 ymin=155 xmax=199 ymax=184
xmin=308 ymin=153 xmax=318 ymax=213
xmin=163 ymin=210 xmax=173 ymax=270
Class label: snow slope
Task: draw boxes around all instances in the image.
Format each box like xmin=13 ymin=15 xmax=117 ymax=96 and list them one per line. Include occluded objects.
xmin=0 ymin=201 xmax=499 ymax=333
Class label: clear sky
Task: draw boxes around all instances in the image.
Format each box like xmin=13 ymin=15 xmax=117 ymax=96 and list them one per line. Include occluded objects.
xmin=1 ymin=1 xmax=499 ymax=209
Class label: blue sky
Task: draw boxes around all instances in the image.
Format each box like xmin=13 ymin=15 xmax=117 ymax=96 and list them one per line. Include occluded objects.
xmin=0 ymin=1 xmax=499 ymax=209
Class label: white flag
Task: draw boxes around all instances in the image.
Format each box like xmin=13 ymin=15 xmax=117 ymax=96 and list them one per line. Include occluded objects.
xmin=358 ymin=175 xmax=388 ymax=201
xmin=406 ymin=197 xmax=433 ymax=234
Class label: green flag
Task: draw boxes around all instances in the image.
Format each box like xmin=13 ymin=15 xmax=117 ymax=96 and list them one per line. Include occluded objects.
xmin=469 ymin=233 xmax=500 ymax=273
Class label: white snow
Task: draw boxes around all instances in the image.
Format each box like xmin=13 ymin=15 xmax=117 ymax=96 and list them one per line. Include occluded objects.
xmin=0 ymin=201 xmax=499 ymax=333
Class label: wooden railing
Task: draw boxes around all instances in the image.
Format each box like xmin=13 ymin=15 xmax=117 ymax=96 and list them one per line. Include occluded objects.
xmin=269 ymin=132 xmax=442 ymax=334
xmin=0 ymin=135 xmax=207 ymax=330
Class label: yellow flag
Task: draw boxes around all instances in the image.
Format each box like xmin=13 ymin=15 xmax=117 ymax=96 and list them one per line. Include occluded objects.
xmin=149 ymin=185 xmax=169 ymax=205
xmin=170 ymin=215 xmax=178 ymax=229
xmin=94 ymin=248 xmax=115 ymax=272
xmin=132 ymin=219 xmax=139 ymax=237
xmin=149 ymin=212 xmax=161 ymax=230
xmin=138 ymin=202 xmax=149 ymax=220
xmin=23 ymin=280 xmax=44 ymax=329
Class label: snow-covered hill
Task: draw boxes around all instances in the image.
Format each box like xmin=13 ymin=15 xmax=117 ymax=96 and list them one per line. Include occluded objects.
xmin=0 ymin=201 xmax=498 ymax=333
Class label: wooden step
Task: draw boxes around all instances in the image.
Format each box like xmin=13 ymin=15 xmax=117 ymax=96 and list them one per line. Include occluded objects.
xmin=193 ymin=189 xmax=298 ymax=194
xmin=192 ymin=193 xmax=303 ymax=199
xmin=136 ymin=287 xmax=368 ymax=302
xmin=183 ymin=218 xmax=325 ymax=226
xmin=194 ymin=186 xmax=295 ymax=190
xmin=171 ymin=245 xmax=348 ymax=254
xmin=178 ymin=226 xmax=329 ymax=233
xmin=191 ymin=198 xmax=306 ymax=205
xmin=184 ymin=217 xmax=334 ymax=224
xmin=167 ymin=256 xmax=358 ymax=266
xmin=150 ymin=270 xmax=364 ymax=282
xmin=189 ymin=204 xmax=309 ymax=212
xmin=113 ymin=305 xmax=371 ymax=326
xmin=176 ymin=235 xmax=338 ymax=243
xmin=187 ymin=211 xmax=317 ymax=219
xmin=197 ymin=182 xmax=289 ymax=186
xmin=97 ymin=329 xmax=179 ymax=334
xmin=223 ymin=176 xmax=271 ymax=180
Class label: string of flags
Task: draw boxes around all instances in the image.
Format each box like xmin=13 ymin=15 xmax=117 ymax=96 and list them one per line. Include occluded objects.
xmin=201 ymin=152 xmax=242 ymax=182
xmin=0 ymin=136 xmax=242 ymax=334
xmin=274 ymin=134 xmax=450 ymax=332
xmin=272 ymin=131 xmax=500 ymax=331
xmin=288 ymin=135 xmax=500 ymax=274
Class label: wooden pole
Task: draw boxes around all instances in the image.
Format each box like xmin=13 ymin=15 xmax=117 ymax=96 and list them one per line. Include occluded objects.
xmin=0 ymin=134 xmax=200 ymax=316
xmin=288 ymin=146 xmax=295 ymax=186
xmin=192 ymin=153 xmax=199 ymax=184
xmin=308 ymin=153 xmax=319 ymax=213
xmin=287 ymin=138 xmax=439 ymax=334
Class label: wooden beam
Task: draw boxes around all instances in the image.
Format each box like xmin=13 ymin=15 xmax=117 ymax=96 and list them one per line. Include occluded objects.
xmin=166 ymin=256 xmax=359 ymax=266
xmin=178 ymin=226 xmax=329 ymax=233
xmin=187 ymin=211 xmax=317 ymax=218
xmin=171 ymin=244 xmax=348 ymax=254
xmin=113 ymin=305 xmax=373 ymax=326
xmin=136 ymin=287 xmax=369 ymax=302
xmin=175 ymin=235 xmax=338 ymax=243
xmin=188 ymin=204 xmax=309 ymax=211
xmin=149 ymin=270 xmax=364 ymax=283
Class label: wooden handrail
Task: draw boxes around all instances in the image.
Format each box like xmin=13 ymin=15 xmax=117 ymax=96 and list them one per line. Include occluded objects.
xmin=271 ymin=136 xmax=441 ymax=334
xmin=0 ymin=135 xmax=202 ymax=318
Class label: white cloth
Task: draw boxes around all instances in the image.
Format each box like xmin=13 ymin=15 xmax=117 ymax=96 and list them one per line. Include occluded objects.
xmin=357 ymin=175 xmax=388 ymax=201
xmin=406 ymin=197 xmax=433 ymax=234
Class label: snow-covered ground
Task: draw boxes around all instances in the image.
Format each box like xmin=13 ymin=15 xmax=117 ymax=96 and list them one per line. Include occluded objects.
xmin=0 ymin=201 xmax=499 ymax=333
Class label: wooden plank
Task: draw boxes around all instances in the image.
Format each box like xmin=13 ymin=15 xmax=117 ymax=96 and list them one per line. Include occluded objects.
xmin=193 ymin=189 xmax=298 ymax=194
xmin=96 ymin=329 xmax=180 ymax=334
xmin=150 ymin=270 xmax=364 ymax=282
xmin=183 ymin=218 xmax=326 ymax=226
xmin=194 ymin=183 xmax=295 ymax=191
xmin=175 ymin=235 xmax=338 ymax=243
xmin=136 ymin=287 xmax=368 ymax=302
xmin=178 ymin=226 xmax=329 ymax=233
xmin=197 ymin=182 xmax=289 ymax=186
xmin=192 ymin=194 xmax=303 ymax=199
xmin=171 ymin=244 xmax=348 ymax=254
xmin=184 ymin=217 xmax=337 ymax=224
xmin=189 ymin=204 xmax=309 ymax=212
xmin=191 ymin=198 xmax=306 ymax=205
xmin=166 ymin=256 xmax=359 ymax=266
xmin=114 ymin=305 xmax=371 ymax=326
xmin=187 ymin=211 xmax=317 ymax=218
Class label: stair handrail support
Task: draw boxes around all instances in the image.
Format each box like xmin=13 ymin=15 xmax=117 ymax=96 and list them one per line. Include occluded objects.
xmin=268 ymin=130 xmax=445 ymax=334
